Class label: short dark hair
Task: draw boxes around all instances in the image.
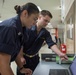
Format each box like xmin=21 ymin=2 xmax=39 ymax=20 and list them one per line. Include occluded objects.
xmin=14 ymin=2 xmax=39 ymax=15
xmin=40 ymin=10 xmax=53 ymax=18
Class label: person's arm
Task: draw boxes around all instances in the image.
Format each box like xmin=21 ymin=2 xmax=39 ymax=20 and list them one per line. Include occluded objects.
xmin=19 ymin=47 xmax=26 ymax=64
xmin=15 ymin=48 xmax=32 ymax=75
xmin=15 ymin=47 xmax=25 ymax=68
xmin=0 ymin=53 xmax=14 ymax=75
xmin=44 ymin=30 xmax=68 ymax=60
xmin=50 ymin=44 xmax=68 ymax=60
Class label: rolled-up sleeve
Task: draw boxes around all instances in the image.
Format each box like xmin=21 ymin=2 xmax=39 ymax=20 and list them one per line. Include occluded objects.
xmin=0 ymin=26 xmax=17 ymax=55
xmin=45 ymin=31 xmax=56 ymax=48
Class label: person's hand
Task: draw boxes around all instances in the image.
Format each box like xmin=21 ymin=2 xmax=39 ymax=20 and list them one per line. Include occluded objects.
xmin=59 ymin=52 xmax=68 ymax=61
xmin=20 ymin=68 xmax=32 ymax=75
xmin=21 ymin=57 xmax=26 ymax=65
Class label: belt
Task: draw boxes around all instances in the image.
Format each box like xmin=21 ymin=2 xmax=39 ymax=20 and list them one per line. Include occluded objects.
xmin=23 ymin=53 xmax=38 ymax=58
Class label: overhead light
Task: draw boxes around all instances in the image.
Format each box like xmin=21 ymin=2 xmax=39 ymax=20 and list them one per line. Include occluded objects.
xmin=0 ymin=21 xmax=2 ymax=23
xmin=37 ymin=6 xmax=42 ymax=11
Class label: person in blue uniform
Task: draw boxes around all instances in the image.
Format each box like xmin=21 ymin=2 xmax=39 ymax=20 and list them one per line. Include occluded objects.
xmin=0 ymin=2 xmax=39 ymax=75
xmin=17 ymin=10 xmax=68 ymax=75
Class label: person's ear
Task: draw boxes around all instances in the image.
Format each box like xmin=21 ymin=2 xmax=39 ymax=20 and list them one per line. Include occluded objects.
xmin=23 ymin=10 xmax=28 ymax=17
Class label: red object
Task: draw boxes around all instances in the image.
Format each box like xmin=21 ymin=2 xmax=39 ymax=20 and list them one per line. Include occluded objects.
xmin=60 ymin=44 xmax=66 ymax=54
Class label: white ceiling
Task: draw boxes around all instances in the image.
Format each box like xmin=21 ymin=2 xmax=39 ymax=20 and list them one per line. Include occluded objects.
xmin=0 ymin=0 xmax=61 ymax=28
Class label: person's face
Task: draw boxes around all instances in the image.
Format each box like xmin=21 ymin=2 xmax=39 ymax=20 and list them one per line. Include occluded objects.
xmin=21 ymin=10 xmax=39 ymax=28
xmin=25 ymin=13 xmax=39 ymax=28
xmin=38 ymin=15 xmax=51 ymax=28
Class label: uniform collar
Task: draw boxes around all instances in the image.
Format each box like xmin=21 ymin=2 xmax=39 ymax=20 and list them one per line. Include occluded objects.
xmin=15 ymin=15 xmax=23 ymax=35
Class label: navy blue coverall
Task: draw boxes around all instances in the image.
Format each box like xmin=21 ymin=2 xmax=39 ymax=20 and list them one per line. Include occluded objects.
xmin=17 ymin=25 xmax=56 ymax=75
xmin=0 ymin=15 xmax=23 ymax=62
